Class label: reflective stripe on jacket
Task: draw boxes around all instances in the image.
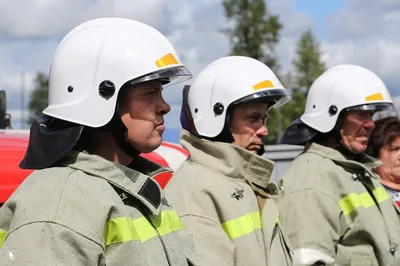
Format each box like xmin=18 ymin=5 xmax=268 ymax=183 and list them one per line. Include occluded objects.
xmin=165 ymin=130 xmax=291 ymax=265
xmin=0 ymin=150 xmax=199 ymax=266
xmin=279 ymin=143 xmax=400 ymax=266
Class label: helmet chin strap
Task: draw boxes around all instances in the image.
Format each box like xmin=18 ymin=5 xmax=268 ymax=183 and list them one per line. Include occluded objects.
xmin=101 ymin=104 xmax=141 ymax=160
xmin=257 ymin=145 xmax=265 ymax=156
xmin=315 ymin=114 xmax=359 ymax=158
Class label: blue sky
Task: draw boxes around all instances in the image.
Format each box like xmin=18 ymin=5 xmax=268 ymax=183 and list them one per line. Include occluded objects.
xmin=0 ymin=0 xmax=399 ymax=141
xmin=294 ymin=0 xmax=346 ymax=38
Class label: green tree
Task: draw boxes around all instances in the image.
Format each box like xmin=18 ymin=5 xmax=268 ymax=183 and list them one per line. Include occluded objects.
xmin=263 ymin=30 xmax=325 ymax=144
xmin=222 ymin=0 xmax=287 ymax=143
xmin=292 ymin=29 xmax=326 ymax=90
xmin=28 ymin=72 xmax=49 ymax=125
xmin=266 ymin=72 xmax=306 ymax=144
xmin=222 ymin=0 xmax=282 ymax=71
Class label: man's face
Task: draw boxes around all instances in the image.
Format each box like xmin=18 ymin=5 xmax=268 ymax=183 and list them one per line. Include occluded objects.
xmin=375 ymin=136 xmax=400 ymax=184
xmin=340 ymin=110 xmax=376 ymax=154
xmin=231 ymin=102 xmax=269 ymax=153
xmin=119 ymin=80 xmax=171 ymax=153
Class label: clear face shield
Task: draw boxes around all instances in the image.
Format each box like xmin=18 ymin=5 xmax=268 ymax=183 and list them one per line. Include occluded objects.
xmin=344 ymin=102 xmax=397 ymax=124
xmin=233 ymin=89 xmax=292 ymax=108
xmin=231 ymin=89 xmax=291 ymax=128
xmin=344 ymin=103 xmax=396 ymax=120
xmin=130 ymin=66 xmax=192 ymax=87
xmin=345 ymin=103 xmax=395 ymax=112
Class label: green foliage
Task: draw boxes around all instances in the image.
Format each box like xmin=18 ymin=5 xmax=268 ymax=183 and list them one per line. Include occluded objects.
xmin=266 ymin=89 xmax=306 ymax=144
xmin=28 ymin=72 xmax=49 ymax=125
xmin=222 ymin=0 xmax=288 ymax=143
xmin=292 ymin=29 xmax=326 ymax=89
xmin=262 ymin=29 xmax=325 ymax=144
xmin=221 ymin=3 xmax=326 ymax=144
xmin=222 ymin=0 xmax=282 ymax=71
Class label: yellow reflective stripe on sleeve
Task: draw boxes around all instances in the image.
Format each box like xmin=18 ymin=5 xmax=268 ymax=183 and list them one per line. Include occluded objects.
xmin=150 ymin=210 xmax=184 ymax=236
xmin=104 ymin=210 xmax=184 ymax=247
xmin=274 ymin=213 xmax=280 ymax=226
xmin=339 ymin=187 xmax=390 ymax=216
xmin=372 ymin=186 xmax=390 ymax=203
xmin=134 ymin=216 xmax=159 ymax=242
xmin=104 ymin=216 xmax=144 ymax=246
xmin=0 ymin=229 xmax=7 ymax=248
xmin=221 ymin=212 xmax=262 ymax=240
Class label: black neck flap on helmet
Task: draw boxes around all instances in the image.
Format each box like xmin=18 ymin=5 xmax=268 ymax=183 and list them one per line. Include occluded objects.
xmin=19 ymin=84 xmax=142 ymax=169
xmin=277 ymin=118 xmax=318 ymax=145
xmin=20 ymin=115 xmax=84 ymax=169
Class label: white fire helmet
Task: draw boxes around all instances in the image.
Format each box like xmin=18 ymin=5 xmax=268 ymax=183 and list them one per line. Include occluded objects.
xmin=43 ymin=17 xmax=192 ymax=127
xmin=181 ymin=56 xmax=291 ymax=139
xmin=278 ymin=64 xmax=395 ymax=145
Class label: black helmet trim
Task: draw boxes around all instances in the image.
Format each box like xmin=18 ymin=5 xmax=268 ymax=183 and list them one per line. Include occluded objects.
xmin=99 ymin=103 xmax=141 ymax=158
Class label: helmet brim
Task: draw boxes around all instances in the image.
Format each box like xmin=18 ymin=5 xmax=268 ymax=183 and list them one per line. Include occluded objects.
xmin=130 ymin=66 xmax=192 ymax=87
xmin=345 ymin=102 xmax=395 ymax=112
xmin=233 ymin=88 xmax=291 ymax=108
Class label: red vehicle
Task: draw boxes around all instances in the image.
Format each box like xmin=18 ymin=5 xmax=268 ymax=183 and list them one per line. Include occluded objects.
xmin=0 ymin=129 xmax=189 ymax=206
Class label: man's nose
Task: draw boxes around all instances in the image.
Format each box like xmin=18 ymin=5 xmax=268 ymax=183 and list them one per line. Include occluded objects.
xmin=255 ymin=125 xmax=268 ymax=137
xmin=158 ymin=98 xmax=171 ymax=115
xmin=364 ymin=117 xmax=375 ymax=130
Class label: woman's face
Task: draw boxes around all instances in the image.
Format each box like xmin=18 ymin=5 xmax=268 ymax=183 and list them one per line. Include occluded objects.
xmin=376 ymin=136 xmax=400 ymax=184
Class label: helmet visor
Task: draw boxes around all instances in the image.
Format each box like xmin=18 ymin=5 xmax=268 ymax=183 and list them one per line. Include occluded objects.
xmin=345 ymin=103 xmax=395 ymax=112
xmin=130 ymin=66 xmax=192 ymax=87
xmin=373 ymin=109 xmax=399 ymax=121
xmin=233 ymin=89 xmax=291 ymax=108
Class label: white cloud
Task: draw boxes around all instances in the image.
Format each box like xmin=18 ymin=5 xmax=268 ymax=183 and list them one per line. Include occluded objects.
xmin=0 ymin=0 xmax=169 ymax=38
xmin=323 ymin=0 xmax=400 ymax=94
xmin=268 ymin=0 xmax=316 ymax=75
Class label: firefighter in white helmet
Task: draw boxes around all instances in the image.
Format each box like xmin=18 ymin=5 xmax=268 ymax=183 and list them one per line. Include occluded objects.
xmin=0 ymin=18 xmax=199 ymax=265
xmin=165 ymin=56 xmax=293 ymax=265
xmin=277 ymin=64 xmax=400 ymax=266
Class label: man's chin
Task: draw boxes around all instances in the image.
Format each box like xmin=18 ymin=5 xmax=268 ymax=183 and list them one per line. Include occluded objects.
xmin=246 ymin=145 xmax=261 ymax=153
xmin=351 ymin=143 xmax=368 ymax=154
xmin=133 ymin=138 xmax=162 ymax=154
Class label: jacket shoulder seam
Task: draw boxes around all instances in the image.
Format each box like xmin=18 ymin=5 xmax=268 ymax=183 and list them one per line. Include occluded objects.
xmin=53 ymin=169 xmax=77 ymax=221
xmin=6 ymin=220 xmax=104 ymax=250
xmin=283 ymin=187 xmax=339 ymax=206
xmin=180 ymin=213 xmax=221 ymax=225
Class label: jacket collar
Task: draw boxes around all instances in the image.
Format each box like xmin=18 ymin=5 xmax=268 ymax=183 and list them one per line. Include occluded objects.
xmin=58 ymin=150 xmax=171 ymax=215
xmin=180 ymin=130 xmax=274 ymax=188
xmin=307 ymin=143 xmax=382 ymax=178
